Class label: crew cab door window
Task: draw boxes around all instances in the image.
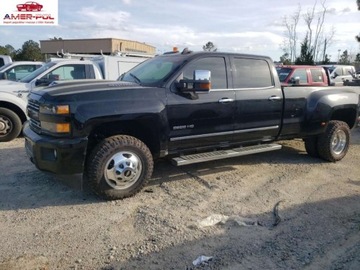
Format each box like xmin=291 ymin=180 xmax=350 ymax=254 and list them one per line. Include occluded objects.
xmin=232 ymin=58 xmax=273 ymax=88
xmin=182 ymin=57 xmax=227 ymax=89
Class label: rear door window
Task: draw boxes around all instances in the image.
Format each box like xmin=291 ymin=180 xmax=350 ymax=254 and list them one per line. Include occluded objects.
xmin=232 ymin=58 xmax=273 ymax=88
xmin=310 ymin=69 xmax=324 ymax=82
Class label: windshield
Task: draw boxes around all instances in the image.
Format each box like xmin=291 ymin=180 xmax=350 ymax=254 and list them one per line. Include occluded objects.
xmin=276 ymin=67 xmax=292 ymax=82
xmin=19 ymin=61 xmax=57 ymax=83
xmin=118 ymin=55 xmax=185 ymax=86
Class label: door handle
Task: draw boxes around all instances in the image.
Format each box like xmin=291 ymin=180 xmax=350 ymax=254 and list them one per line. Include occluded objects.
xmin=268 ymin=96 xmax=281 ymax=101
xmin=218 ymin=98 xmax=234 ymax=103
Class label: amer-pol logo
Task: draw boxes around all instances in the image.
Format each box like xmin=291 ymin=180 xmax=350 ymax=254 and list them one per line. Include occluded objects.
xmin=1 ymin=0 xmax=58 ymax=25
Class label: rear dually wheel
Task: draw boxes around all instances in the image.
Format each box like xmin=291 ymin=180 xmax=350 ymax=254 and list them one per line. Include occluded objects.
xmin=317 ymin=120 xmax=350 ymax=162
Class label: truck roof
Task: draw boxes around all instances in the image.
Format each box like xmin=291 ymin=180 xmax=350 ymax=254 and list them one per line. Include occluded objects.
xmin=160 ymin=49 xmax=273 ymax=61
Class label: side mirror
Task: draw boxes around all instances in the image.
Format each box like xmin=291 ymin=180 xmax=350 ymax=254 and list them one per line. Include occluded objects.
xmin=35 ymin=74 xmax=59 ymax=87
xmin=35 ymin=78 xmax=51 ymax=87
xmin=289 ymin=77 xmax=300 ymax=85
xmin=176 ymin=70 xmax=211 ymax=92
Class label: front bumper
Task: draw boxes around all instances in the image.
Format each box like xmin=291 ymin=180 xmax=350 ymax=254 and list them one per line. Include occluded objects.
xmin=23 ymin=122 xmax=88 ymax=175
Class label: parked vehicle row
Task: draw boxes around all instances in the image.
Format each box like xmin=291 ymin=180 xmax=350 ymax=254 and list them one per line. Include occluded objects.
xmin=277 ymin=65 xmax=330 ymax=86
xmin=276 ymin=64 xmax=357 ymax=87
xmin=0 ymin=53 xmax=152 ymax=142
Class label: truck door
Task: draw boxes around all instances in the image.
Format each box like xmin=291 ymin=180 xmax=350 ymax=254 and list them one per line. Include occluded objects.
xmin=167 ymin=56 xmax=236 ymax=151
xmin=231 ymin=57 xmax=282 ymax=143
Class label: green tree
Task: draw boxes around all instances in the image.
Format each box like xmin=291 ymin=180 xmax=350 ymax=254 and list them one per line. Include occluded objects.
xmin=203 ymin=41 xmax=217 ymax=52
xmin=295 ymin=35 xmax=314 ymax=65
xmin=280 ymin=53 xmax=291 ymax=65
xmin=0 ymin=46 xmax=8 ymax=55
xmin=338 ymin=50 xmax=351 ymax=64
xmin=320 ymin=54 xmax=331 ymax=64
xmin=13 ymin=40 xmax=44 ymax=61
xmin=0 ymin=44 xmax=16 ymax=57
xmin=355 ymin=53 xmax=360 ymax=63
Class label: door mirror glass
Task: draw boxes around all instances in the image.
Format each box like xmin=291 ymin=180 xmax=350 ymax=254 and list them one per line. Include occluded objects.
xmin=176 ymin=70 xmax=211 ymax=92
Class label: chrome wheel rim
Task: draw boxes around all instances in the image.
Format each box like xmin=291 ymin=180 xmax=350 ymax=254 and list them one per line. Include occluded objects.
xmin=104 ymin=151 xmax=142 ymax=190
xmin=0 ymin=115 xmax=11 ymax=137
xmin=331 ymin=130 xmax=347 ymax=155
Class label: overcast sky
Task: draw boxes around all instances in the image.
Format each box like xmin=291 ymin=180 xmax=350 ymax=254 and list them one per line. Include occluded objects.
xmin=0 ymin=0 xmax=359 ymax=61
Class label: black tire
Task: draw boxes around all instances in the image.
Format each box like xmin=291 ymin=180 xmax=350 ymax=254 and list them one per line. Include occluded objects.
xmin=317 ymin=120 xmax=350 ymax=162
xmin=0 ymin=108 xmax=22 ymax=142
xmin=86 ymin=135 xmax=153 ymax=200
xmin=304 ymin=136 xmax=319 ymax=158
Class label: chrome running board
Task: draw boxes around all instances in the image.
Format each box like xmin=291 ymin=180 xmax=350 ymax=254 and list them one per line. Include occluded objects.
xmin=172 ymin=144 xmax=282 ymax=166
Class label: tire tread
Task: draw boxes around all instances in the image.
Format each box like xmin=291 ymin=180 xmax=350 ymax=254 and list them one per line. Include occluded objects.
xmin=86 ymin=135 xmax=153 ymax=200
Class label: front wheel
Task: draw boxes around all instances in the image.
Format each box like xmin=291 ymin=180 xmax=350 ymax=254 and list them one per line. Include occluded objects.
xmin=0 ymin=108 xmax=22 ymax=142
xmin=317 ymin=120 xmax=350 ymax=162
xmin=86 ymin=135 xmax=153 ymax=200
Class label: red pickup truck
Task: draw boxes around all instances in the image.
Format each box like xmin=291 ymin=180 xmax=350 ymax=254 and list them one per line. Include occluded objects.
xmin=277 ymin=65 xmax=330 ymax=86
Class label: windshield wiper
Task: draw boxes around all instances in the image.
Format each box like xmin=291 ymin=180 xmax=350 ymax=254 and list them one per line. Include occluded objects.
xmin=129 ymin=73 xmax=141 ymax=84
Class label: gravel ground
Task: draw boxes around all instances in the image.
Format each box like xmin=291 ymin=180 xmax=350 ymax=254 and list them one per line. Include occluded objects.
xmin=0 ymin=129 xmax=360 ymax=270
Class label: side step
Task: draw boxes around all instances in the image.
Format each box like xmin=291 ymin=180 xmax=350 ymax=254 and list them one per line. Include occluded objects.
xmin=172 ymin=143 xmax=282 ymax=166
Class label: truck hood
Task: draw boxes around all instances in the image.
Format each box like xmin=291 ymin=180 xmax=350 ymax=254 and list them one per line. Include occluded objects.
xmin=0 ymin=80 xmax=29 ymax=93
xmin=32 ymin=80 xmax=143 ymax=97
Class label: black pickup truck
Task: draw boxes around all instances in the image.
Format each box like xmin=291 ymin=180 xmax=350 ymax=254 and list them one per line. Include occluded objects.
xmin=23 ymin=50 xmax=360 ymax=200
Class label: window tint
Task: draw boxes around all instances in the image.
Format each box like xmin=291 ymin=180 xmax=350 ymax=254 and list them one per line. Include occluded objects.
xmin=120 ymin=56 xmax=183 ymax=86
xmin=277 ymin=68 xmax=292 ymax=82
xmin=6 ymin=65 xmax=38 ymax=81
xmin=233 ymin=58 xmax=273 ymax=88
xmin=291 ymin=69 xmax=307 ymax=83
xmin=182 ymin=57 xmax=227 ymax=89
xmin=41 ymin=64 xmax=86 ymax=81
xmin=310 ymin=69 xmax=324 ymax=82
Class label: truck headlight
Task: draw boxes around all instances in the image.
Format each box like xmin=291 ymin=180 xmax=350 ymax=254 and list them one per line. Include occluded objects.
xmin=41 ymin=122 xmax=71 ymax=133
xmin=39 ymin=104 xmax=71 ymax=134
xmin=40 ymin=104 xmax=70 ymax=115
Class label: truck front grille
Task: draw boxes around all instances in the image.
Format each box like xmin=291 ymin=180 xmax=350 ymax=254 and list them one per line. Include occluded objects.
xmin=27 ymin=100 xmax=40 ymax=112
xmin=29 ymin=119 xmax=41 ymax=133
xmin=27 ymin=99 xmax=41 ymax=134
